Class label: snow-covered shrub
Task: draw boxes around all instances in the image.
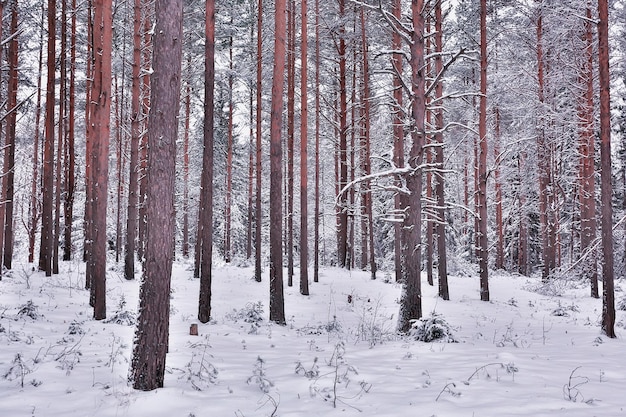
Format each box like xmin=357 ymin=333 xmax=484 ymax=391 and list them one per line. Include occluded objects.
xmin=617 ymin=296 xmax=626 ymax=311
xmin=16 ymin=300 xmax=40 ymax=320
xmin=410 ymin=312 xmax=457 ymax=343
xmin=226 ymin=301 xmax=264 ymax=334
xmin=105 ymin=295 xmax=137 ymax=326
xmin=247 ymin=356 xmax=274 ymax=393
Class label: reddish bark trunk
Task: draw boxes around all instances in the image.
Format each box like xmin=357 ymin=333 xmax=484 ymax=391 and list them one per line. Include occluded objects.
xmin=198 ymin=0 xmax=215 ymax=324
xmin=336 ymin=0 xmax=348 ymax=268
xmin=89 ymin=0 xmax=113 ymax=320
xmin=125 ymin=0 xmax=142 ymax=280
xmin=391 ymin=0 xmax=404 ymax=282
xmin=269 ymin=0 xmax=287 ymax=324
xmin=254 ymin=0 xmax=263 ymax=282
xmin=3 ymin=1 xmax=19 ymax=270
xmin=478 ymin=0 xmax=489 ymax=301
xmin=597 ymin=0 xmax=615 ymax=338
xmin=398 ymin=0 xmax=426 ymax=332
xmin=300 ymin=0 xmax=309 ymax=295
xmin=286 ymin=0 xmax=295 ymax=283
xmin=40 ymin=0 xmax=55 ymax=277
xmin=434 ymin=0 xmax=448 ymax=300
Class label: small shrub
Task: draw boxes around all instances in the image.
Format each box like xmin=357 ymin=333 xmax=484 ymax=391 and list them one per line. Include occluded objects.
xmin=226 ymin=302 xmax=264 ymax=334
xmin=247 ymin=356 xmax=274 ymax=393
xmin=16 ymin=301 xmax=40 ymax=320
xmin=410 ymin=312 xmax=457 ymax=343
xmin=105 ymin=296 xmax=137 ymax=326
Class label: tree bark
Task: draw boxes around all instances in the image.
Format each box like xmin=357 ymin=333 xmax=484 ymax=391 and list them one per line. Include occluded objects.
xmin=3 ymin=0 xmax=19 ymax=270
xmin=225 ymin=23 xmax=234 ymax=264
xmin=478 ymin=0 xmax=489 ymax=301
xmin=89 ymin=0 xmax=113 ymax=320
xmin=269 ymin=0 xmax=287 ymax=324
xmin=131 ymin=0 xmax=183 ymax=391
xmin=434 ymin=0 xmax=448 ymax=300
xmin=254 ymin=0 xmax=263 ymax=282
xmin=313 ymin=0 xmax=320 ymax=283
xmin=124 ymin=0 xmax=141 ymax=280
xmin=299 ymin=0 xmax=309 ymax=296
xmin=40 ymin=0 xmax=55 ymax=277
xmin=398 ymin=0 xmax=425 ymax=333
xmin=198 ymin=0 xmax=215 ymax=324
xmin=597 ymin=0 xmax=615 ymax=338
xmin=391 ymin=0 xmax=404 ymax=283
xmin=336 ymin=0 xmax=348 ymax=269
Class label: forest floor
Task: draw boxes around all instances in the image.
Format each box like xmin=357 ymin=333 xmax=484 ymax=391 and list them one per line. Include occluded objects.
xmin=0 ymin=258 xmax=625 ymax=416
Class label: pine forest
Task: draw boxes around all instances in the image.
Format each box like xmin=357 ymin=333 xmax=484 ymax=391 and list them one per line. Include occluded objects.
xmin=1 ymin=0 xmax=626 ymax=415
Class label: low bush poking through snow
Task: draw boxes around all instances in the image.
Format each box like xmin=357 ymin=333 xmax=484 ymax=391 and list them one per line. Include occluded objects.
xmin=105 ymin=296 xmax=137 ymax=326
xmin=16 ymin=300 xmax=41 ymax=320
xmin=226 ymin=301 xmax=264 ymax=334
xmin=410 ymin=312 xmax=457 ymax=343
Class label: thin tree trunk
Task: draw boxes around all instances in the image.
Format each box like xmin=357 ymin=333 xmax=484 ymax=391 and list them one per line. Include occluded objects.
xmin=131 ymin=0 xmax=183 ymax=390
xmin=40 ymin=0 xmax=55 ymax=277
xmin=359 ymin=6 xmax=375 ymax=279
xmin=30 ymin=2 xmax=45 ymax=265
xmin=398 ymin=0 xmax=426 ymax=333
xmin=286 ymin=0 xmax=295 ymax=284
xmin=125 ymin=0 xmax=141 ymax=280
xmin=63 ymin=0 xmax=77 ymax=262
xmin=254 ymin=0 xmax=263 ymax=282
xmin=391 ymin=0 xmax=404 ymax=283
xmin=3 ymin=0 xmax=19 ymax=270
xmin=336 ymin=0 xmax=348 ymax=268
xmin=89 ymin=0 xmax=113 ymax=320
xmin=597 ymin=0 xmax=615 ymax=338
xmin=54 ymin=0 xmax=66 ymax=274
xmin=579 ymin=5 xmax=598 ymax=298
xmin=224 ymin=26 xmax=234 ymax=264
xmin=247 ymin=10 xmax=254 ymax=261
xmin=494 ymin=107 xmax=504 ymax=270
xmin=299 ymin=0 xmax=309 ymax=296
xmin=84 ymin=0 xmax=93 ymax=269
xmin=313 ymin=0 xmax=320 ymax=283
xmin=269 ymin=0 xmax=287 ymax=324
xmin=434 ymin=0 xmax=448 ymax=299
xmin=478 ymin=0 xmax=489 ymax=301
xmin=198 ymin=0 xmax=215 ymax=324
xmin=182 ymin=56 xmax=191 ymax=258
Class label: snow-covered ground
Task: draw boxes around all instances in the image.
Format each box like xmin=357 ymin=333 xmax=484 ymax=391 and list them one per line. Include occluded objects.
xmin=0 ymin=259 xmax=624 ymax=416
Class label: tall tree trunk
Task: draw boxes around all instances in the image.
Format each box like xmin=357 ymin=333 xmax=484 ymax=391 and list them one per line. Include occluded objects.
xmin=494 ymin=107 xmax=504 ymax=270
xmin=597 ymin=0 xmax=615 ymax=338
xmin=254 ymin=0 xmax=263 ymax=282
xmin=125 ymin=0 xmax=141 ymax=280
xmin=477 ymin=0 xmax=490 ymax=301
xmin=114 ymin=75 xmax=123 ymax=263
xmin=269 ymin=0 xmax=287 ymax=324
xmin=247 ymin=11 xmax=254 ymax=261
xmin=198 ymin=0 xmax=215 ymax=324
xmin=131 ymin=0 xmax=183 ymax=390
xmin=84 ymin=0 xmax=93 ymax=271
xmin=182 ymin=57 xmax=191 ymax=258
xmin=54 ymin=0 xmax=66 ymax=275
xmin=299 ymin=0 xmax=309 ymax=296
xmin=224 ymin=27 xmax=234 ymax=264
xmin=286 ymin=0 xmax=295 ymax=284
xmin=30 ymin=2 xmax=45 ymax=264
xmin=398 ymin=0 xmax=426 ymax=333
xmin=391 ymin=0 xmax=404 ymax=283
xmin=40 ymin=0 xmax=55 ymax=277
xmin=336 ymin=0 xmax=348 ymax=268
xmin=313 ymin=0 xmax=320 ymax=283
xmin=89 ymin=0 xmax=113 ymax=320
xmin=518 ymin=151 xmax=528 ymax=275
xmin=434 ymin=0 xmax=448 ymax=300
xmin=63 ymin=0 xmax=77 ymax=262
xmin=3 ymin=0 xmax=18 ymax=270
xmin=579 ymin=5 xmax=598 ymax=298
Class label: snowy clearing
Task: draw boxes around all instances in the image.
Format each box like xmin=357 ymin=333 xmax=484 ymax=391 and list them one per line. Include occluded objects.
xmin=0 ymin=261 xmax=625 ymax=416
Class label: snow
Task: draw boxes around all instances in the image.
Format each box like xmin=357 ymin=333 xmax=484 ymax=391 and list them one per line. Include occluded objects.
xmin=1 ymin=261 xmax=625 ymax=416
